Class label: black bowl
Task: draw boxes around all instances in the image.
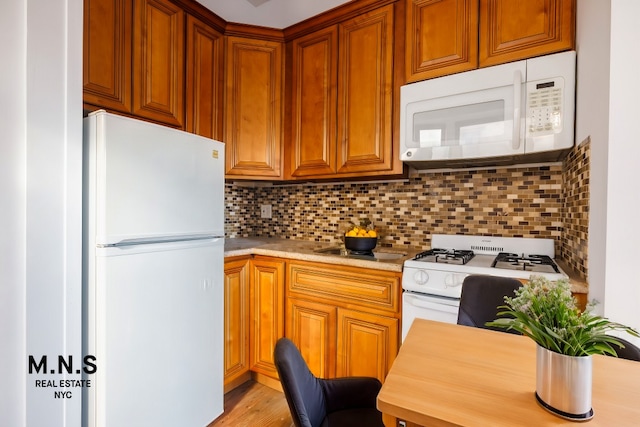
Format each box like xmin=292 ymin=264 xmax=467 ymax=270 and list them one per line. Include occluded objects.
xmin=344 ymin=236 xmax=378 ymax=252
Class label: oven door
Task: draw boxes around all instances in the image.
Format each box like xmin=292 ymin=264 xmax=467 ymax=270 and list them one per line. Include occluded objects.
xmin=402 ymin=292 xmax=459 ymax=342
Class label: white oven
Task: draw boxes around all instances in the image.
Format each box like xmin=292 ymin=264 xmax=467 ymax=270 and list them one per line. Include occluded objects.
xmin=401 ymin=235 xmax=567 ymax=341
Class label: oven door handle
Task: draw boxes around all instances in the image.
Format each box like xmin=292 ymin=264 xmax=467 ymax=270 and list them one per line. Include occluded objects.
xmin=404 ymin=293 xmax=459 ymax=313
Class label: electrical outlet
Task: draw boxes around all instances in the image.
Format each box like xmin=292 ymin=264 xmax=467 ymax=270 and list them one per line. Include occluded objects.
xmin=260 ymin=204 xmax=272 ymax=219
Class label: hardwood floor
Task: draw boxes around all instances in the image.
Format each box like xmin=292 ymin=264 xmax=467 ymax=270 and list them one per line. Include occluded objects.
xmin=208 ymin=381 xmax=293 ymax=427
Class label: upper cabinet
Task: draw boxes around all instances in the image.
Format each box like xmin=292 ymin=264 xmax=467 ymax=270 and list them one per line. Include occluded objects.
xmin=289 ymin=3 xmax=400 ymax=180
xmin=185 ymin=15 xmax=224 ymax=140
xmin=83 ymin=0 xmax=133 ymax=114
xmin=224 ymin=36 xmax=284 ymax=180
xmin=84 ymin=0 xmax=185 ymax=127
xmin=289 ymin=26 xmax=339 ymax=177
xmin=479 ymin=0 xmax=575 ymax=67
xmin=405 ymin=0 xmax=575 ymax=82
xmin=132 ymin=0 xmax=184 ymax=126
xmin=405 ymin=0 xmax=478 ymax=83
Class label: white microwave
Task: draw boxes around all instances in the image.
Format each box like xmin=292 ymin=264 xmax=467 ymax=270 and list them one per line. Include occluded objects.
xmin=400 ymin=51 xmax=576 ymax=169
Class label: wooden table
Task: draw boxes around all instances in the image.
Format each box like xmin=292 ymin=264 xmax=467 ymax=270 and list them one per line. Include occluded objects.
xmin=377 ymin=319 xmax=640 ymax=426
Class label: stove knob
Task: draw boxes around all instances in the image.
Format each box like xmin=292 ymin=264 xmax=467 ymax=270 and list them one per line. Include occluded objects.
xmin=444 ymin=273 xmax=466 ymax=288
xmin=413 ymin=270 xmax=429 ymax=285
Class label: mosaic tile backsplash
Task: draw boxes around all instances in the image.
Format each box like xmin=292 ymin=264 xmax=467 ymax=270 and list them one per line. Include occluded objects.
xmin=224 ymin=142 xmax=590 ymax=280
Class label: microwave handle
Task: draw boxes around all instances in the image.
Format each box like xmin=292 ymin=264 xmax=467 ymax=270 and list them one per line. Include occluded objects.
xmin=512 ymin=70 xmax=522 ymax=149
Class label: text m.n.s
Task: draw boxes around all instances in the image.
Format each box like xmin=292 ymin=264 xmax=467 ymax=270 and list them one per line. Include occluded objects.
xmin=28 ymin=355 xmax=97 ymax=375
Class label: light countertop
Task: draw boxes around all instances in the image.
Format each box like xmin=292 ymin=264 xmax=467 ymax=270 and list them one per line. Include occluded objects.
xmin=224 ymin=238 xmax=589 ymax=294
xmin=224 ymin=237 xmax=417 ymax=273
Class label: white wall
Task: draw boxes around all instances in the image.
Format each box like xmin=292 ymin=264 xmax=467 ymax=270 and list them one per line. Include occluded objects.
xmin=577 ymin=0 xmax=640 ymax=342
xmin=1 ymin=1 xmax=27 ymax=425
xmin=1 ymin=0 xmax=83 ymax=426
xmin=604 ymin=1 xmax=640 ymax=337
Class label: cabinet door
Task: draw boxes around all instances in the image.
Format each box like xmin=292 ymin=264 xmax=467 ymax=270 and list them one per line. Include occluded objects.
xmin=479 ymin=0 xmax=575 ymax=67
xmin=405 ymin=0 xmax=478 ymax=82
xmin=290 ymin=26 xmax=339 ymax=177
xmin=225 ymin=37 xmax=283 ymax=179
xmin=286 ymin=298 xmax=337 ymax=379
xmin=337 ymin=5 xmax=394 ymax=174
xmin=336 ymin=308 xmax=399 ymax=383
xmin=83 ymin=0 xmax=132 ymax=113
xmin=249 ymin=257 xmax=285 ymax=378
xmin=133 ymin=0 xmax=184 ymax=127
xmin=185 ymin=15 xmax=223 ymax=139
xmin=223 ymin=258 xmax=250 ymax=390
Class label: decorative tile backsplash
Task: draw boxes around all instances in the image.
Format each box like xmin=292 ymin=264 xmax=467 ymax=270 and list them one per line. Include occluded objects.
xmin=560 ymin=138 xmax=590 ymax=279
xmin=224 ymin=143 xmax=590 ymax=280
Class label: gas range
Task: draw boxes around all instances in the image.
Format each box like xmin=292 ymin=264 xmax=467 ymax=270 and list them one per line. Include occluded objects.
xmin=402 ymin=234 xmax=567 ymax=299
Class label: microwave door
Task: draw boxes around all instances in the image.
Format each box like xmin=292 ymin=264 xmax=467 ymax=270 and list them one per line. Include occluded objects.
xmin=406 ymin=84 xmax=525 ymax=162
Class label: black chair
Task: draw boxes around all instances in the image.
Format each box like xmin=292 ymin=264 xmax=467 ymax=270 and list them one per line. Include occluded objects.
xmin=609 ymin=336 xmax=640 ymax=362
xmin=457 ymin=274 xmax=522 ymax=333
xmin=274 ymin=337 xmax=384 ymax=427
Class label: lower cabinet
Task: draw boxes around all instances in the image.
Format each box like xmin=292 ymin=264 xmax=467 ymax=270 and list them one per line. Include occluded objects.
xmin=223 ymin=257 xmax=250 ymax=392
xmin=286 ymin=297 xmax=337 ymax=378
xmin=249 ymin=256 xmax=286 ymax=381
xmin=286 ymin=261 xmax=401 ymax=383
xmin=224 ymin=255 xmax=401 ymax=391
xmin=336 ymin=308 xmax=399 ymax=381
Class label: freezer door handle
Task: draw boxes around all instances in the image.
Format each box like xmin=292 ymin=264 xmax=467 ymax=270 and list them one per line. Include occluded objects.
xmin=99 ymin=234 xmax=223 ymax=248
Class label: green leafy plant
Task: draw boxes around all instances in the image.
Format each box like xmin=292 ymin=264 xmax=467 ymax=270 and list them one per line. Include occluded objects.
xmin=486 ymin=275 xmax=639 ymax=356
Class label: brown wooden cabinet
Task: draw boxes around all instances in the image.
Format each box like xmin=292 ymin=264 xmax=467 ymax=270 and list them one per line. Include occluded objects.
xmin=405 ymin=0 xmax=478 ymax=83
xmin=132 ymin=0 xmax=184 ymax=127
xmin=479 ymin=0 xmax=575 ymax=67
xmin=185 ymin=14 xmax=223 ymax=139
xmin=289 ymin=26 xmax=339 ymax=177
xmin=336 ymin=308 xmax=398 ymax=380
xmin=405 ymin=0 xmax=575 ymax=82
xmin=286 ymin=260 xmax=401 ymax=383
xmin=289 ymin=4 xmax=397 ymax=179
xmin=83 ymin=0 xmax=133 ymax=114
xmin=83 ymin=0 xmax=185 ymax=127
xmin=249 ymin=256 xmax=286 ymax=380
xmin=225 ymin=37 xmax=284 ymax=179
xmin=223 ymin=257 xmax=251 ymax=392
xmin=286 ymin=298 xmax=336 ymax=378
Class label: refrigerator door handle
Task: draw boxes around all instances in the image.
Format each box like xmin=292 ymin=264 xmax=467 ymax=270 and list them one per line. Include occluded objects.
xmin=99 ymin=234 xmax=224 ymax=248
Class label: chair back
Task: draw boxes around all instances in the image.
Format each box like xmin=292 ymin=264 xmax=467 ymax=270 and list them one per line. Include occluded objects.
xmin=611 ymin=336 xmax=640 ymax=362
xmin=274 ymin=337 xmax=327 ymax=427
xmin=457 ymin=274 xmax=522 ymax=333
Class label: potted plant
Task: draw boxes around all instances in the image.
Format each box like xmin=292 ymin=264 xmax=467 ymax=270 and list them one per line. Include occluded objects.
xmin=487 ymin=275 xmax=639 ymax=421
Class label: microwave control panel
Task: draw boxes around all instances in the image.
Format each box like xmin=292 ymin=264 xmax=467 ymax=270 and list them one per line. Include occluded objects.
xmin=526 ymin=77 xmax=564 ymax=137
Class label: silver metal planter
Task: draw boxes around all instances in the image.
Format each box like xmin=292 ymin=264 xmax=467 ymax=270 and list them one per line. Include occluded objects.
xmin=535 ymin=344 xmax=594 ymax=421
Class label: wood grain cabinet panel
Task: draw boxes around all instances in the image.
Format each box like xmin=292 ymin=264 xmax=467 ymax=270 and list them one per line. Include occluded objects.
xmin=225 ymin=37 xmax=283 ymax=179
xmin=405 ymin=0 xmax=478 ymax=82
xmin=83 ymin=0 xmax=132 ymax=113
xmin=223 ymin=257 xmax=250 ymax=391
xmin=289 ymin=4 xmax=398 ymax=179
xmin=185 ymin=15 xmax=223 ymax=139
xmin=479 ymin=0 xmax=575 ymax=67
xmin=290 ymin=26 xmax=339 ymax=177
xmin=132 ymin=0 xmax=184 ymax=127
xmin=286 ymin=261 xmax=401 ymax=383
xmin=336 ymin=308 xmax=398 ymax=383
xmin=286 ymin=298 xmax=337 ymax=379
xmin=336 ymin=4 xmax=394 ymax=175
xmin=249 ymin=257 xmax=286 ymax=378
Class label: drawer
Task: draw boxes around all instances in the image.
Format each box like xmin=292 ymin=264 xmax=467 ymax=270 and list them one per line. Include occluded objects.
xmin=287 ymin=261 xmax=400 ymax=315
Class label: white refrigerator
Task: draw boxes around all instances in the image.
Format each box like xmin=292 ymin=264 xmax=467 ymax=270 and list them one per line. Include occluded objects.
xmin=82 ymin=110 xmax=224 ymax=427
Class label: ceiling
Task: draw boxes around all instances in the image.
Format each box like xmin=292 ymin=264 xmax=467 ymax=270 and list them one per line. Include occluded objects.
xmin=196 ymin=0 xmax=353 ymax=29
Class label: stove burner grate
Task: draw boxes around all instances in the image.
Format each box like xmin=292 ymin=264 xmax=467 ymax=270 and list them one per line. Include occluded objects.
xmin=491 ymin=252 xmax=560 ymax=273
xmin=414 ymin=248 xmax=475 ymax=265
